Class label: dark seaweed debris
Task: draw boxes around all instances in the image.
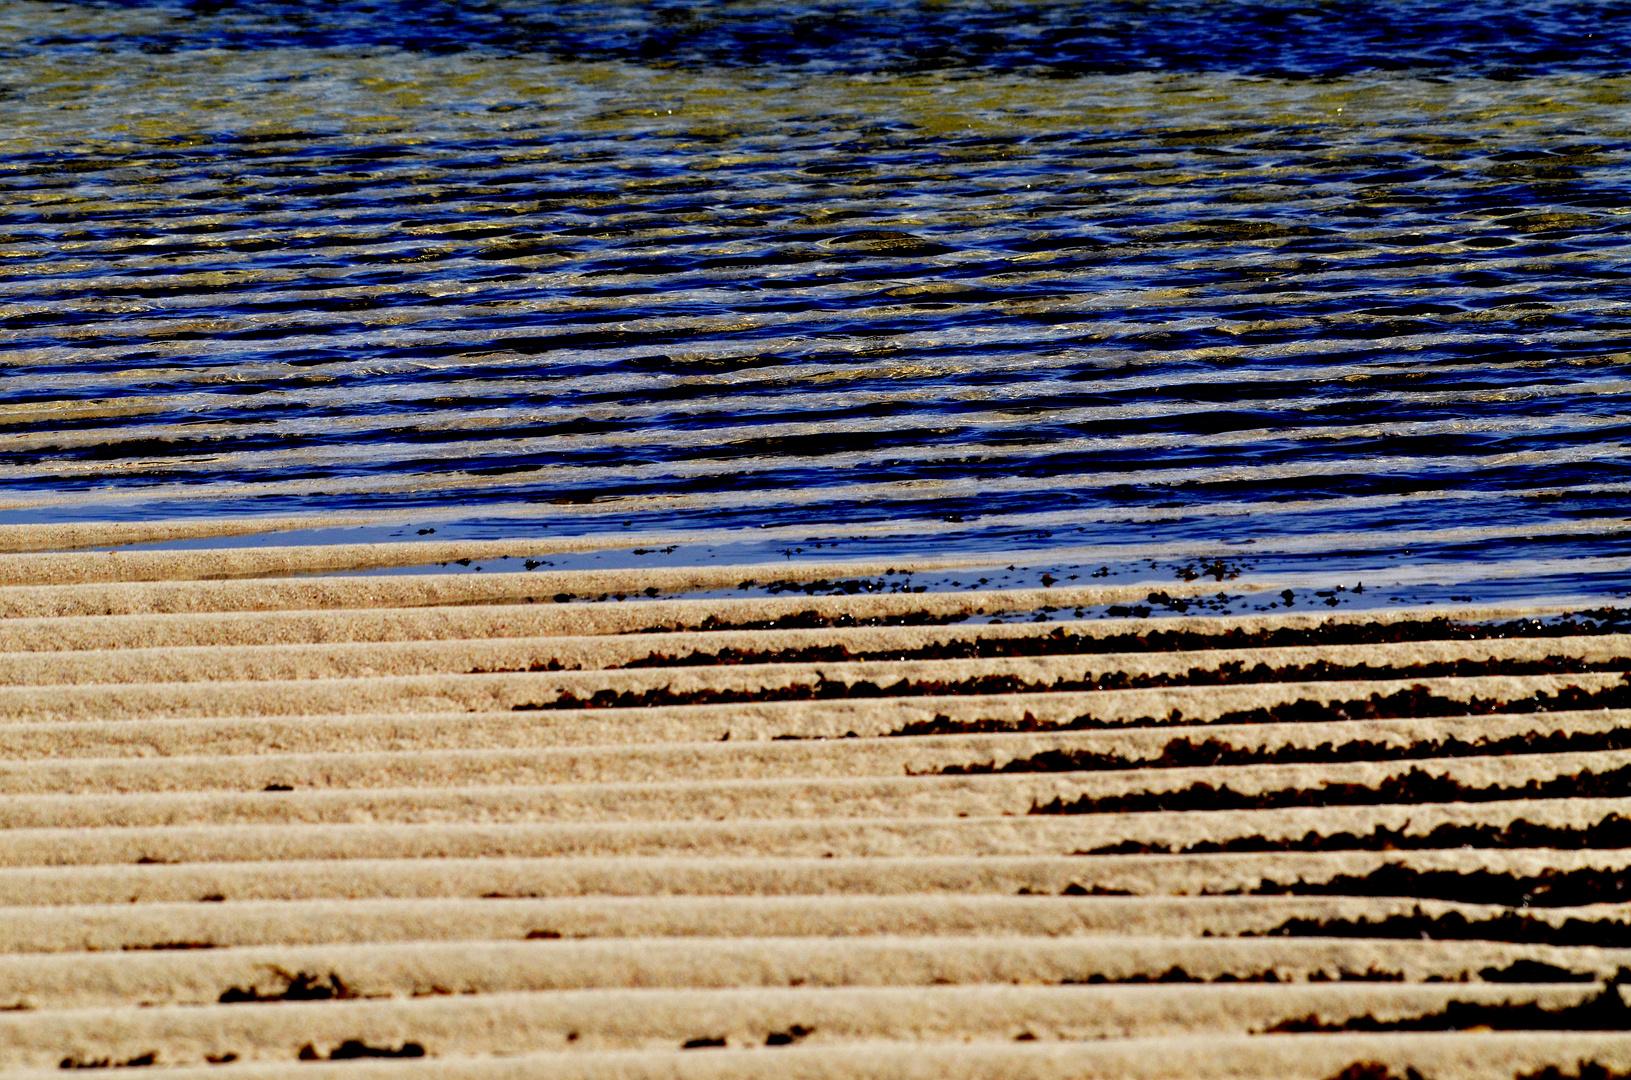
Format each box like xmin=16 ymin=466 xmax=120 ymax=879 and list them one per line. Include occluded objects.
xmin=619 ymin=613 xmax=1631 ymax=668
xmin=1255 ymin=907 xmax=1631 ymax=949
xmin=889 ymin=680 xmax=1631 ymax=738
xmin=1033 ymin=761 xmax=1631 ymax=817
xmin=1249 ymin=864 xmax=1631 ymax=909
xmin=515 ymin=663 xmax=1630 ymax=712
xmin=298 ymin=1040 xmax=424 ymax=1061
xmin=1322 ymin=1066 xmax=1426 ymax=1080
xmin=764 ymin=1025 xmax=814 ymax=1046
xmin=1077 ymin=813 xmax=1631 ymax=855
xmin=58 ymin=1054 xmax=157 ymax=1070
xmin=1519 ymin=1065 xmax=1631 ymax=1080
xmin=516 ymin=674 xmax=1027 ymax=710
xmin=1481 ymin=960 xmax=1597 ymax=983
xmin=1268 ymin=969 xmax=1631 ymax=1032
xmin=219 ymin=972 xmax=355 ymax=1004
xmin=1066 ymin=966 xmax=1257 ymax=984
xmin=931 ymin=725 xmax=1631 ymax=777
xmin=633 ymin=610 xmax=972 ymax=636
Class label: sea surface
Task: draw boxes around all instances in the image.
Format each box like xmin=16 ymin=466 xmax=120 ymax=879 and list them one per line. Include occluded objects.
xmin=1 ymin=1 xmax=1629 ymax=603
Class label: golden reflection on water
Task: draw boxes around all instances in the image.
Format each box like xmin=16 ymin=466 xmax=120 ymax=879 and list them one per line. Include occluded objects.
xmin=0 ymin=3 xmax=1628 ymax=604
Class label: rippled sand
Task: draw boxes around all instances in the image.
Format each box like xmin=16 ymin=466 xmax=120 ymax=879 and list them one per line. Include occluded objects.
xmin=2 ymin=533 xmax=1631 ymax=1074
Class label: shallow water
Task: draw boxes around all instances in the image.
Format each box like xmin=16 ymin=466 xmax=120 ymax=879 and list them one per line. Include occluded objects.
xmin=1 ymin=1 xmax=1628 ymax=599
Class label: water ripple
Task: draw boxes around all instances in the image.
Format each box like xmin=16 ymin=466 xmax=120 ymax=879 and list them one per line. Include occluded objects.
xmin=0 ymin=1 xmax=1627 ymax=598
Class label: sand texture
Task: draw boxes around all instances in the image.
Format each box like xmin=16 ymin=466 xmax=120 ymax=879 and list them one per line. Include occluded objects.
xmin=1 ymin=542 xmax=1629 ymax=1077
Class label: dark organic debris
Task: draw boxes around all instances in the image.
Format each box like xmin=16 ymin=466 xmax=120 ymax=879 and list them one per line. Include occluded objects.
xmin=764 ymin=1024 xmax=813 ymax=1046
xmin=513 ymin=661 xmax=1629 ymax=711
xmin=58 ymin=1053 xmax=157 ymax=1069
xmin=1519 ymin=1064 xmax=1631 ymax=1080
xmin=633 ymin=610 xmax=967 ymax=635
xmin=1060 ymin=882 xmax=1133 ymax=896
xmin=298 ymin=1040 xmax=425 ymax=1061
xmin=929 ymin=725 xmax=1631 ymax=777
xmin=617 ymin=612 xmax=1631 ymax=665
xmin=219 ymin=972 xmax=355 ymax=1004
xmin=1323 ymin=1065 xmax=1427 ymax=1080
xmin=1061 ymin=965 xmax=1411 ymax=984
xmin=1480 ymin=959 xmax=1597 ymax=983
xmin=1249 ymin=864 xmax=1631 ymax=909
xmin=1268 ymin=969 xmax=1631 ymax=1032
xmin=681 ymin=1036 xmax=728 ymax=1049
xmin=1076 ymin=813 xmax=1631 ymax=856
xmin=1066 ymin=966 xmax=1264 ymax=985
xmin=517 ymin=674 xmax=1046 ymax=710
xmin=892 ymin=680 xmax=1631 ymax=738
xmin=1255 ymin=907 xmax=1631 ymax=949
xmin=470 ymin=658 xmax=570 ymax=674
xmin=1031 ymin=763 xmax=1631 ymax=817
xmin=1310 ymin=969 xmax=1408 ymax=982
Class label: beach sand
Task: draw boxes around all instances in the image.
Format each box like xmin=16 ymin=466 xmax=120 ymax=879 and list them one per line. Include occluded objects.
xmin=1 ymin=527 xmax=1628 ymax=1076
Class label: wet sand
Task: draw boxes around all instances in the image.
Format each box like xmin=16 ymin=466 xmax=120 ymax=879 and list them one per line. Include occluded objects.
xmin=1 ymin=530 xmax=1628 ymax=1075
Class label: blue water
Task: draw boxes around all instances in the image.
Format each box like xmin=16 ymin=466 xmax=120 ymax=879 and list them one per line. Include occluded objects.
xmin=1 ymin=1 xmax=1628 ymax=599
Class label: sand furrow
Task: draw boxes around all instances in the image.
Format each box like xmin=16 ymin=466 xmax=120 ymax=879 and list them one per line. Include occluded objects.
xmin=0 ymin=748 xmax=1624 ymax=828
xmin=0 ymin=601 xmax=1591 ymax=653
xmin=3 ymin=797 xmax=1629 ymax=866
xmin=12 ymin=1034 xmax=1631 ymax=1080
xmin=0 ymin=985 xmax=1503 ymax=1066
xmin=4 ymin=708 xmax=1627 ymax=765
xmin=0 ymin=670 xmax=1620 ymax=723
xmin=0 ymin=576 xmax=1224 ymax=620
xmin=3 ymin=632 xmax=1624 ymax=687
xmin=19 ymin=1033 xmax=1631 ymax=1080
xmin=0 ymin=985 xmax=1619 ymax=1071
xmin=0 ymin=936 xmax=1609 ymax=1008
xmin=4 ymin=710 xmax=1623 ymax=789
xmin=0 ymin=894 xmax=1591 ymax=952
xmin=0 ymin=849 xmax=1621 ymax=905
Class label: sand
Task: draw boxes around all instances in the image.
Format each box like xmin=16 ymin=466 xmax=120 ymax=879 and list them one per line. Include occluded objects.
xmin=0 ymin=535 xmax=1628 ymax=1076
